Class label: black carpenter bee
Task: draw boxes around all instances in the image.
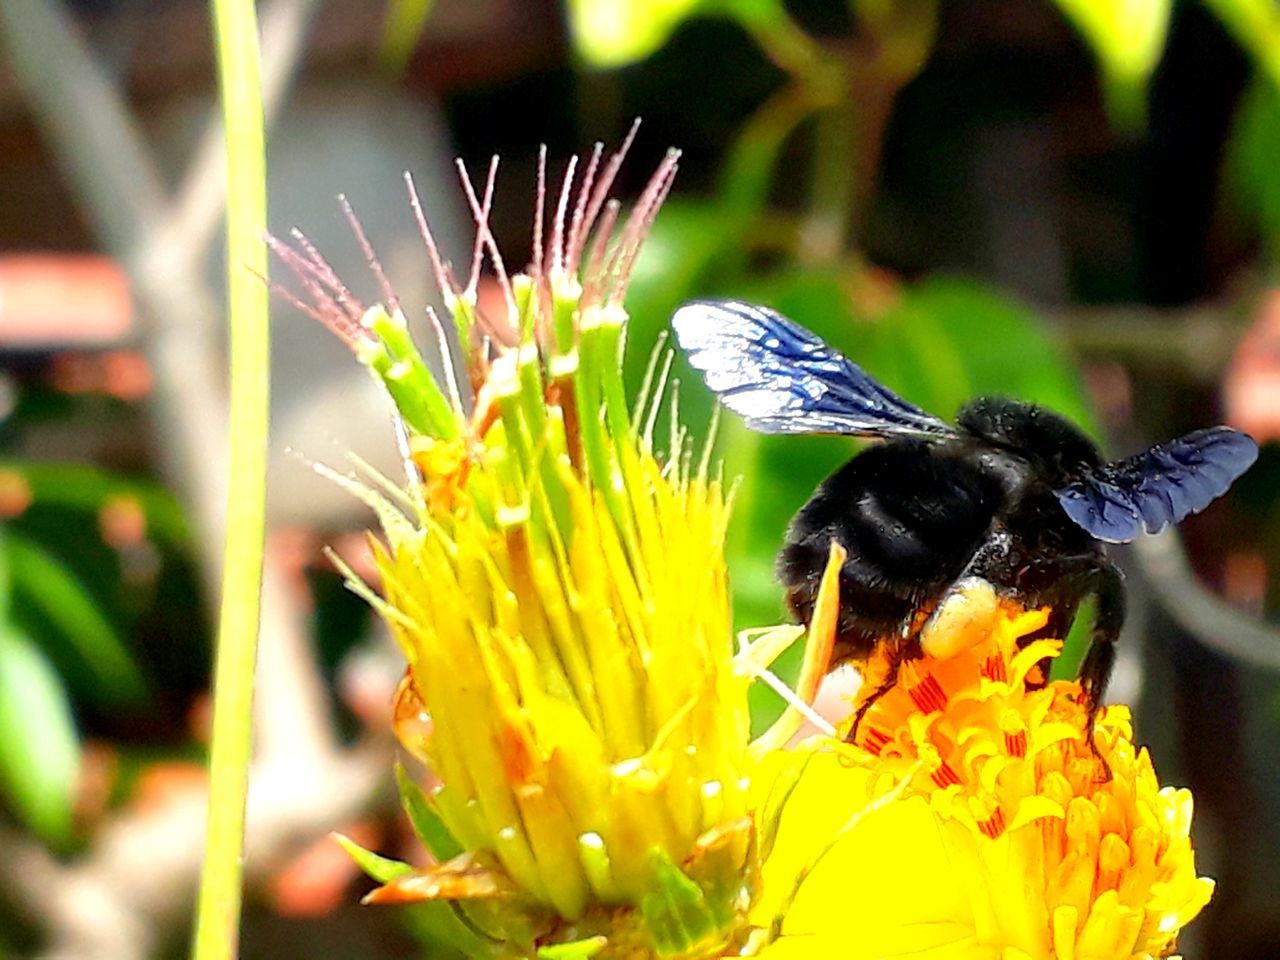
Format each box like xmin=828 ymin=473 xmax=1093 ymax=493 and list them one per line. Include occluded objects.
xmin=672 ymin=299 xmax=1258 ymax=739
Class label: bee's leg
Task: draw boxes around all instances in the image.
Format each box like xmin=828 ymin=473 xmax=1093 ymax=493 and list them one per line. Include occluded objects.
xmin=846 ymin=663 xmax=898 ymax=745
xmin=845 ymin=639 xmax=917 ymax=745
xmin=1024 ymin=556 xmax=1125 ymax=702
xmin=1022 ymin=554 xmax=1125 ymax=778
xmin=1023 ymin=604 xmax=1079 ymax=690
xmin=1076 ymin=560 xmax=1125 ymax=710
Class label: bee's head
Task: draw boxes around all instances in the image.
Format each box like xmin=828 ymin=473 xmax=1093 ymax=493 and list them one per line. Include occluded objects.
xmin=957 ymin=396 xmax=1103 ymax=484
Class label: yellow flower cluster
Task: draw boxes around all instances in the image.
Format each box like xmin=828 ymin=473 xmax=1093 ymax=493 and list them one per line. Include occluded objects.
xmin=278 ymin=136 xmax=1213 ymax=960
xmin=751 ymin=593 xmax=1214 ymax=960
xmin=373 ymin=436 xmax=750 ymax=927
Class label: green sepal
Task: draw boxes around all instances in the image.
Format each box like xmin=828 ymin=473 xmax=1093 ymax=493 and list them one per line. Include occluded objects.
xmin=513 ymin=273 xmax=538 ymax=341
xmin=450 ymin=293 xmax=477 ymax=357
xmin=549 ymin=272 xmax=580 ymax=356
xmin=395 ymin=761 xmax=464 ymax=861
xmin=333 ymin=831 xmax=413 ymax=884
xmin=361 ymin=305 xmax=460 ymax=440
xmin=640 ymin=847 xmax=724 ymax=957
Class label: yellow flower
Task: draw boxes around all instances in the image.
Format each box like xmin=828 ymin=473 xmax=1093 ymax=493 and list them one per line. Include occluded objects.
xmin=275 ymin=134 xmax=1212 ymax=960
xmin=276 ymin=132 xmax=756 ymax=957
xmin=750 ymin=588 xmax=1214 ymax=960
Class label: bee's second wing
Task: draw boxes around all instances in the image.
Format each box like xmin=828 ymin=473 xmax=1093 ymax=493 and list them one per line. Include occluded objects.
xmin=1055 ymin=427 xmax=1258 ymax=543
xmin=671 ymin=299 xmax=955 ymax=438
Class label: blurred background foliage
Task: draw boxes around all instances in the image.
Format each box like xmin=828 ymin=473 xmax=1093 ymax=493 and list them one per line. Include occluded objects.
xmin=1 ymin=0 xmax=1280 ymax=957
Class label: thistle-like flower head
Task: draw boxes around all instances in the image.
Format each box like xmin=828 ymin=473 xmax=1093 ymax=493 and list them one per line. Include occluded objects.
xmin=274 ymin=128 xmax=755 ymax=956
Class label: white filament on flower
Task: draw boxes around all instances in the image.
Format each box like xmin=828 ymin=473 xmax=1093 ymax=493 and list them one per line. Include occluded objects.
xmin=736 ymin=627 xmax=836 ymax=739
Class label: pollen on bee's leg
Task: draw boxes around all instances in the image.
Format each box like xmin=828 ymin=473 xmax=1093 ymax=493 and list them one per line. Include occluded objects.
xmin=919 ymin=577 xmax=999 ymax=661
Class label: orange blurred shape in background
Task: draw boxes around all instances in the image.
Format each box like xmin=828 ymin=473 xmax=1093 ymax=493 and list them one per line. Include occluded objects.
xmin=269 ymin=821 xmax=383 ymax=917
xmin=0 ymin=254 xmax=132 ymax=347
xmin=1225 ymin=287 xmax=1280 ymax=443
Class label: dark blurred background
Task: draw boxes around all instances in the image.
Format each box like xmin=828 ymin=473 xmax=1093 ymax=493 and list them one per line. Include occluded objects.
xmin=0 ymin=0 xmax=1278 ymax=957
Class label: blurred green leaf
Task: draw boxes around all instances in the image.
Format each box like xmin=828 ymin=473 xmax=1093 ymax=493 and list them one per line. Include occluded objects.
xmin=0 ymin=527 xmax=8 ymax=623
xmin=0 ymin=461 xmax=189 ymax=546
xmin=628 ymin=201 xmax=741 ymax=336
xmin=378 ymin=0 xmax=436 ymax=73
xmin=870 ymin=276 xmax=1095 ymax=430
xmin=1226 ymin=80 xmax=1280 ymax=262
xmin=1205 ymin=0 xmax=1280 ymax=90
xmin=567 ymin=0 xmax=705 ymax=67
xmin=849 ymin=0 xmax=938 ymax=79
xmin=6 ymin=532 xmax=146 ymax=706
xmin=0 ymin=623 xmax=80 ymax=844
xmin=567 ymin=0 xmax=789 ymax=68
xmin=1051 ymin=0 xmax=1171 ymax=127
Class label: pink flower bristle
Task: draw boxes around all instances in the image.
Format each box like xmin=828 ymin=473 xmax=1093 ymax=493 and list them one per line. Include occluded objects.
xmin=527 ymin=147 xmax=557 ymax=347
xmin=610 ymin=148 xmax=680 ymax=306
xmin=286 ymin=227 xmax=362 ymax=319
xmin=404 ymin=170 xmax=463 ymax=305
xmin=424 ymin=304 xmax=465 ymax=415
xmin=265 ymin=233 xmax=371 ymax=348
xmin=251 ymin=262 xmax=325 ymax=324
xmin=455 ymin=156 xmax=518 ymax=333
xmin=406 ymin=168 xmax=495 ymax=387
xmin=460 ymin=157 xmax=495 ymax=297
xmin=338 ymin=194 xmax=401 ymax=316
xmin=269 ymin=125 xmax=674 ymax=379
xmin=567 ymin=118 xmax=640 ymax=274
xmin=531 ymin=144 xmax=548 ymax=282
xmin=548 ymin=153 xmax=578 ymax=278
xmin=581 ymin=199 xmax=621 ymax=311
xmin=566 ymin=142 xmax=604 ymax=274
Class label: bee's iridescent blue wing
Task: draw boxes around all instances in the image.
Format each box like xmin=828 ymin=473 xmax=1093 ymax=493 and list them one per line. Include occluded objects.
xmin=1055 ymin=427 xmax=1258 ymax=543
xmin=671 ymin=299 xmax=955 ymax=439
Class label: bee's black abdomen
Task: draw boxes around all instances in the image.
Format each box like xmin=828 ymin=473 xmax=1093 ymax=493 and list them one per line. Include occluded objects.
xmin=777 ymin=440 xmax=1004 ymax=659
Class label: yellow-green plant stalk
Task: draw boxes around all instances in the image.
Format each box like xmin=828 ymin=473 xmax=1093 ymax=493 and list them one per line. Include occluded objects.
xmin=275 ymin=132 xmax=1213 ymax=960
xmin=194 ymin=0 xmax=269 ymax=957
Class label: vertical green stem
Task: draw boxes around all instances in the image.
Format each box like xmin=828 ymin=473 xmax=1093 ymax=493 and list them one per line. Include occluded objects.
xmin=194 ymin=0 xmax=268 ymax=957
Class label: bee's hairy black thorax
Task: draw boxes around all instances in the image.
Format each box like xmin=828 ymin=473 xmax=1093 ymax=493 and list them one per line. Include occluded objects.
xmin=957 ymin=396 xmax=1104 ymax=487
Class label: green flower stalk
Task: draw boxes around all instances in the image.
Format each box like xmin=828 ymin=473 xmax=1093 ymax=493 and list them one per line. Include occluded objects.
xmin=272 ymin=130 xmax=758 ymax=957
